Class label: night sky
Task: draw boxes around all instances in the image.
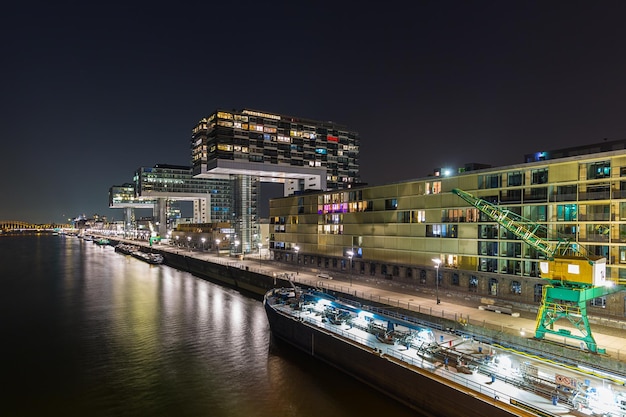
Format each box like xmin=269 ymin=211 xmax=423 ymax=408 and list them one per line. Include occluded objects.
xmin=2 ymin=2 xmax=625 ymax=224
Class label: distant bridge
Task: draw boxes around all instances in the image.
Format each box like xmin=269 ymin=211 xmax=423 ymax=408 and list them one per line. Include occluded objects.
xmin=0 ymin=220 xmax=71 ymax=232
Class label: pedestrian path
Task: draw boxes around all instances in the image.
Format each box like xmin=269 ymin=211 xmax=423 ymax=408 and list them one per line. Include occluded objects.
xmin=119 ymin=238 xmax=626 ymax=361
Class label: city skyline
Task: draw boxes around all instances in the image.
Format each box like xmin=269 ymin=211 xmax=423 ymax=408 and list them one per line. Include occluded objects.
xmin=2 ymin=2 xmax=625 ymax=223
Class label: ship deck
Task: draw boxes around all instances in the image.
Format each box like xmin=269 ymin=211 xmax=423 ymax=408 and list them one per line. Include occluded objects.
xmin=266 ymin=290 xmax=603 ymax=417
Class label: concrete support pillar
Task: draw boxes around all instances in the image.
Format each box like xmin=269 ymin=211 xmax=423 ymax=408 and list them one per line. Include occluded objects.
xmin=155 ymin=198 xmax=167 ymax=238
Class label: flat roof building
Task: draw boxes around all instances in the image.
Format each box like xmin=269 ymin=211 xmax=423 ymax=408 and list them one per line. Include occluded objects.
xmin=269 ymin=139 xmax=626 ymax=319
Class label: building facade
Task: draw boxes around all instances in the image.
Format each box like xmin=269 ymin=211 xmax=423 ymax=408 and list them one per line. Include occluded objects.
xmin=269 ymin=141 xmax=626 ymax=317
xmin=191 ymin=108 xmax=361 ymax=253
xmin=110 ymin=164 xmax=232 ymax=237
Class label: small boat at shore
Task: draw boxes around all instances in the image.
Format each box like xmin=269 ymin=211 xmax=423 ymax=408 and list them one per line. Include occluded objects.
xmin=114 ymin=243 xmax=138 ymax=255
xmin=131 ymin=250 xmax=164 ymax=265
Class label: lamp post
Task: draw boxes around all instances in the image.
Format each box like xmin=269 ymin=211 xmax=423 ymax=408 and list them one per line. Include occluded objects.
xmin=235 ymin=240 xmax=240 ymax=258
xmin=294 ymin=245 xmax=299 ymax=275
xmin=215 ymin=239 xmax=221 ymax=257
xmin=346 ymin=250 xmax=354 ymax=286
xmin=258 ymin=242 xmax=262 ymax=267
xmin=201 ymin=237 xmax=206 ymax=251
xmin=187 ymin=236 xmax=192 ymax=252
xmin=432 ymin=258 xmax=441 ymax=304
xmin=175 ymin=235 xmax=180 ymax=247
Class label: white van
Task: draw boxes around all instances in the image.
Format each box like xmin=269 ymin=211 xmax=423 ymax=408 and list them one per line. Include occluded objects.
xmin=317 ymin=273 xmax=332 ymax=280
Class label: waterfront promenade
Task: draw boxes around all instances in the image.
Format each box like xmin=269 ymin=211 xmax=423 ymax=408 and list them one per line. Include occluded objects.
xmin=123 ymin=238 xmax=626 ymax=361
xmin=103 ymin=237 xmax=626 ymax=416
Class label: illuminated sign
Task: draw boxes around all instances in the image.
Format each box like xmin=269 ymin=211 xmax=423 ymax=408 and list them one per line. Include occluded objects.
xmin=327 ymin=135 xmax=338 ymax=142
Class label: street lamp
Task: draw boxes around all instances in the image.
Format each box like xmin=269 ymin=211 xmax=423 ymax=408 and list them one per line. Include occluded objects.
xmin=258 ymin=242 xmax=262 ymax=266
xmin=175 ymin=235 xmax=180 ymax=247
xmin=187 ymin=236 xmax=192 ymax=251
xmin=235 ymin=240 xmax=240 ymax=258
xmin=432 ymin=258 xmax=441 ymax=304
xmin=346 ymin=250 xmax=354 ymax=286
xmin=294 ymin=245 xmax=299 ymax=275
xmin=201 ymin=237 xmax=206 ymax=251
xmin=215 ymin=239 xmax=221 ymax=257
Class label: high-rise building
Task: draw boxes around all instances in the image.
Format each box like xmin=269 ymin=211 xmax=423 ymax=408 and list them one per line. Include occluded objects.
xmin=191 ymin=108 xmax=361 ymax=253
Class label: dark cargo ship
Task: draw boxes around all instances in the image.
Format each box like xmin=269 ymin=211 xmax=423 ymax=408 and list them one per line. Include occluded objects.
xmin=263 ymin=287 xmax=534 ymax=417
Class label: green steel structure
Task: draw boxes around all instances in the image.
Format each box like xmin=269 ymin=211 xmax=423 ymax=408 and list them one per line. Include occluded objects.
xmin=452 ymin=188 xmax=620 ymax=353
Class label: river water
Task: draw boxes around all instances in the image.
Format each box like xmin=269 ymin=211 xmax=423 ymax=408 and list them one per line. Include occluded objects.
xmin=1 ymin=235 xmax=421 ymax=417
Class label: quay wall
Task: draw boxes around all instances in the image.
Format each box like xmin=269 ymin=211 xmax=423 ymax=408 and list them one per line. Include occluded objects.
xmin=157 ymin=249 xmax=285 ymax=298
xmin=265 ymin=302 xmax=529 ymax=417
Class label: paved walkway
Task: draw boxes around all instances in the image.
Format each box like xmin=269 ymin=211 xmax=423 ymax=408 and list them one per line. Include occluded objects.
xmin=124 ymin=239 xmax=626 ymax=361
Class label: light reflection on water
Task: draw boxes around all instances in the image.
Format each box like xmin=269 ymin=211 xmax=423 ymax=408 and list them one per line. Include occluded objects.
xmin=1 ymin=235 xmax=420 ymax=417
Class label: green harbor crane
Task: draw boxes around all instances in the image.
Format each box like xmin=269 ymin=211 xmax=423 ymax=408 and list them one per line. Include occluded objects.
xmin=452 ymin=188 xmax=620 ymax=353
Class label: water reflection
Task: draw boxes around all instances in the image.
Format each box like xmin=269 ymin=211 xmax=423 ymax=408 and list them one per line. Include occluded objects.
xmin=1 ymin=235 xmax=419 ymax=417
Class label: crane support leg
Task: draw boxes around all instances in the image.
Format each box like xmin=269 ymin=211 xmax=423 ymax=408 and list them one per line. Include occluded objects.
xmin=534 ymin=285 xmax=605 ymax=353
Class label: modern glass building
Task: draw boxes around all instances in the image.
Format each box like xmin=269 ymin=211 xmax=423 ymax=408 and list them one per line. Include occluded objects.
xmin=110 ymin=164 xmax=232 ymax=237
xmin=269 ymin=139 xmax=626 ymax=318
xmin=191 ymin=108 xmax=361 ymax=253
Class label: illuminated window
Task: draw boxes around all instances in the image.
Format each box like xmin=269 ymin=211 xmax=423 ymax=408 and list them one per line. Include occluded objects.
xmin=425 ymin=181 xmax=442 ymax=195
xmin=587 ymin=161 xmax=611 ymax=180
xmin=465 ymin=208 xmax=478 ymax=222
xmin=413 ymin=210 xmax=425 ymax=223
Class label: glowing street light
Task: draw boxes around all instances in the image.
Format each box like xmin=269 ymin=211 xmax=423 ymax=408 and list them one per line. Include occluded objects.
xmin=201 ymin=237 xmax=206 ymax=251
xmin=432 ymin=258 xmax=441 ymax=304
xmin=258 ymin=242 xmax=262 ymax=266
xmin=215 ymin=239 xmax=221 ymax=257
xmin=294 ymin=245 xmax=300 ymax=275
xmin=346 ymin=250 xmax=354 ymax=286
xmin=187 ymin=236 xmax=192 ymax=251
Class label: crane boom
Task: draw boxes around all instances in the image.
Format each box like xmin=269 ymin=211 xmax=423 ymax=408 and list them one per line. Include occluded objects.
xmin=451 ymin=188 xmax=573 ymax=259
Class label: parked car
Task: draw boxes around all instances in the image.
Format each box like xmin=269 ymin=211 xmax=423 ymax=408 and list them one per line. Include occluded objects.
xmin=317 ymin=273 xmax=332 ymax=279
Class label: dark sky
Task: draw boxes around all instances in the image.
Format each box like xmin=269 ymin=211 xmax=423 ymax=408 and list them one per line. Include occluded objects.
xmin=1 ymin=1 xmax=625 ymax=224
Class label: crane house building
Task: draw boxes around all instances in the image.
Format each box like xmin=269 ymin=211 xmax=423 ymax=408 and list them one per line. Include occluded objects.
xmin=268 ymin=139 xmax=626 ymax=318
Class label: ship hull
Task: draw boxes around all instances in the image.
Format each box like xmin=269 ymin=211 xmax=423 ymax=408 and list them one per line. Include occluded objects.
xmin=264 ymin=292 xmax=523 ymax=417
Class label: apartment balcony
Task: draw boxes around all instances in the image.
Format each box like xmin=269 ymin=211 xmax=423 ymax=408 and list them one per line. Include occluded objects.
xmin=612 ymin=189 xmax=626 ymax=199
xmin=579 ymin=191 xmax=611 ymax=201
xmin=578 ymin=214 xmax=611 ymax=221
xmin=579 ymin=235 xmax=609 ymax=243
xmin=549 ymin=193 xmax=578 ymax=202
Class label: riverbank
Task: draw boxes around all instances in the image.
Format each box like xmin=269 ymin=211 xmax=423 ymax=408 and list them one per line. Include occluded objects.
xmin=107 ymin=237 xmax=626 ymax=374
